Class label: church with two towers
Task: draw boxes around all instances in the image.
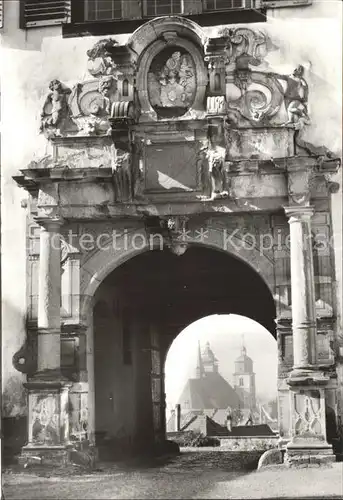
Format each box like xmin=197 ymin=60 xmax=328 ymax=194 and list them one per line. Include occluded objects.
xmin=177 ymin=341 xmax=257 ymax=426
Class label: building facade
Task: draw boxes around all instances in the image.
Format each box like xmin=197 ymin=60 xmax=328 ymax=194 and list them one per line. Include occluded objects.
xmin=1 ymin=0 xmax=342 ymax=466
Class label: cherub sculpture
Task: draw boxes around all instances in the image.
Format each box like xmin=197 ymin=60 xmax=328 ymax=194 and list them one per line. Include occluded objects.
xmin=283 ymin=65 xmax=309 ymax=126
xmin=40 ymin=79 xmax=71 ymax=137
xmin=269 ymin=64 xmax=309 ymax=127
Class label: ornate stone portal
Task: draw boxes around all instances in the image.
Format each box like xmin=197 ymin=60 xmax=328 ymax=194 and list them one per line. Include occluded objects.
xmin=14 ymin=16 xmax=341 ymax=466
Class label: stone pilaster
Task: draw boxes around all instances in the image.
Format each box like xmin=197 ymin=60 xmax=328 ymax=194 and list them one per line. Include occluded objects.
xmin=21 ymin=218 xmax=72 ymax=466
xmin=284 ymin=205 xmax=335 ymax=466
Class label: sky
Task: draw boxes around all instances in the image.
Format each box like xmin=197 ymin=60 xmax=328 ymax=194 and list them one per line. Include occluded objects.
xmin=164 ymin=314 xmax=277 ymax=412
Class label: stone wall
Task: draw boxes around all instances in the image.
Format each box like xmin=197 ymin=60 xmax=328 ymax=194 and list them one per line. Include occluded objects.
xmin=219 ymin=436 xmax=279 ymax=451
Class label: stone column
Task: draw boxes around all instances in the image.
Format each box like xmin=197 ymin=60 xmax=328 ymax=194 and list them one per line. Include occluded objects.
xmin=37 ymin=219 xmax=63 ymax=374
xmin=284 ymin=206 xmax=317 ymax=374
xmin=21 ymin=218 xmax=72 ymax=466
xmin=284 ymin=206 xmax=334 ymax=466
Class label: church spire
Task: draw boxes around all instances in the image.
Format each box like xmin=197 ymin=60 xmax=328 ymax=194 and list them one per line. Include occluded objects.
xmin=196 ymin=340 xmax=204 ymax=379
xmin=241 ymin=334 xmax=247 ymax=356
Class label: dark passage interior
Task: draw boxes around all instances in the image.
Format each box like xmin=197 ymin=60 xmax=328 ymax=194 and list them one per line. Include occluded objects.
xmin=93 ymin=246 xmax=276 ymax=458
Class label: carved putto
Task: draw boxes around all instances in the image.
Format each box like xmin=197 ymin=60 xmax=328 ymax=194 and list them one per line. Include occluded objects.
xmin=148 ymin=48 xmax=196 ymax=116
xmin=40 ymin=80 xmax=71 ymax=138
xmin=207 ymin=147 xmax=229 ymax=199
xmin=112 ymin=147 xmax=132 ymax=202
xmin=281 ymin=65 xmax=310 ymax=128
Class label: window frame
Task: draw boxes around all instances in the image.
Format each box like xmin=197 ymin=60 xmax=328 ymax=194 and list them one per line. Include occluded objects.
xmin=0 ymin=0 xmax=3 ymax=29
xmin=142 ymin=0 xmax=185 ymax=18
xmin=203 ymin=0 xmax=255 ymax=12
xmin=63 ymin=0 xmax=266 ymax=38
xmin=20 ymin=0 xmax=71 ymax=29
xmin=84 ymin=0 xmax=123 ymax=22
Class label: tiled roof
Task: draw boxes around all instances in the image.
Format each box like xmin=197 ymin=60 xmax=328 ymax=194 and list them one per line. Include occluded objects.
xmin=178 ymin=372 xmax=242 ymax=410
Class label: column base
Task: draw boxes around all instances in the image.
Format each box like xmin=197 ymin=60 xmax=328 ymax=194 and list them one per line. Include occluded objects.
xmin=19 ymin=442 xmax=99 ymax=468
xmin=23 ymin=377 xmax=73 ymax=462
xmin=285 ymin=445 xmax=336 ymax=467
xmin=19 ymin=445 xmax=70 ymax=467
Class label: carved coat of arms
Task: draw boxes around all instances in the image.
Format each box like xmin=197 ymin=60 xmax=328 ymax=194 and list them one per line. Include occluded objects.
xmin=148 ymin=50 xmax=196 ymax=111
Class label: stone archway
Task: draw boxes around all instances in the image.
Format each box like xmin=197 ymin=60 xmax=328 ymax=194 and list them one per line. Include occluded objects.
xmin=86 ymin=237 xmax=277 ymax=457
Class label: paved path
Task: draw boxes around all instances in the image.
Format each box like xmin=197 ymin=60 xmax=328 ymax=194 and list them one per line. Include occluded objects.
xmin=3 ymin=450 xmax=343 ymax=499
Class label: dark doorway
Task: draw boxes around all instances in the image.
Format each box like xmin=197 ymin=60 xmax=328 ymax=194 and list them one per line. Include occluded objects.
xmin=93 ymin=246 xmax=276 ymax=458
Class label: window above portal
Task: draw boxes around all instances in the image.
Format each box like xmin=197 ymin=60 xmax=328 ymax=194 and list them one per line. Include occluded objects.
xmin=145 ymin=0 xmax=184 ymax=17
xmin=16 ymin=0 xmax=268 ymax=37
xmin=203 ymin=0 xmax=254 ymax=12
xmin=19 ymin=0 xmax=313 ymax=38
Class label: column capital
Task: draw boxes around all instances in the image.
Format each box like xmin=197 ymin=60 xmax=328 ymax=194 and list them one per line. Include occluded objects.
xmin=34 ymin=216 xmax=64 ymax=230
xmin=283 ymin=205 xmax=315 ymax=222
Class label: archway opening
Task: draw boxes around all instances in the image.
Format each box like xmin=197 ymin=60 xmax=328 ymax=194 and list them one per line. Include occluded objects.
xmin=92 ymin=245 xmax=276 ymax=459
xmin=164 ymin=314 xmax=278 ymax=441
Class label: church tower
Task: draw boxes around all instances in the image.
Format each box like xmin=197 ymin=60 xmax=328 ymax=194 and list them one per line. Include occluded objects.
xmin=202 ymin=341 xmax=219 ymax=374
xmin=196 ymin=341 xmax=218 ymax=378
xmin=233 ymin=340 xmax=256 ymax=410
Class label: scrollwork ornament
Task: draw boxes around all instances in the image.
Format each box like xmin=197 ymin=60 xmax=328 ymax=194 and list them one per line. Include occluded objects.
xmin=221 ymin=27 xmax=267 ymax=65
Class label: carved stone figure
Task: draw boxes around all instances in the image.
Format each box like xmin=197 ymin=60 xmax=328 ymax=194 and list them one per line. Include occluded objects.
xmin=112 ymin=148 xmax=132 ymax=202
xmin=132 ymin=140 xmax=145 ymax=200
xmin=98 ymin=75 xmax=117 ymax=114
xmin=207 ymin=147 xmax=228 ymax=199
xmin=282 ymin=65 xmax=309 ymax=126
xmin=40 ymin=80 xmax=71 ymax=137
xmin=148 ymin=50 xmax=196 ymax=111
xmin=87 ymin=38 xmax=117 ymax=77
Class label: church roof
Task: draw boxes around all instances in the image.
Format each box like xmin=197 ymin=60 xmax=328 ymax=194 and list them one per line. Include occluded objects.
xmin=178 ymin=371 xmax=242 ymax=410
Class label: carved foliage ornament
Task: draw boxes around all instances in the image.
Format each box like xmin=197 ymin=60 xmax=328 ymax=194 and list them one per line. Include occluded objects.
xmin=86 ymin=38 xmax=118 ymax=77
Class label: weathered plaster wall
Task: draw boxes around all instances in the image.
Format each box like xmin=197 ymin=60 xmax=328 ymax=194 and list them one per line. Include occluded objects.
xmin=1 ymin=0 xmax=342 ymax=420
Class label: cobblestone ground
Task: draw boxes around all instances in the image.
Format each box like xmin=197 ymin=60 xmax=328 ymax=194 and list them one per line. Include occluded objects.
xmin=2 ymin=449 xmax=343 ymax=500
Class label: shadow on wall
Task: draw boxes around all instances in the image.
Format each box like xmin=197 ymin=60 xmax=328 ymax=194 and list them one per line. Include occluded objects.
xmin=2 ymin=376 xmax=28 ymax=464
xmin=2 ymin=299 xmax=28 ymax=464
